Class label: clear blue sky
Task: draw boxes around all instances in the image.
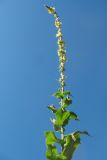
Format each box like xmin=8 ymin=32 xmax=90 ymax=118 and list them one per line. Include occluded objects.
xmin=0 ymin=0 xmax=107 ymax=160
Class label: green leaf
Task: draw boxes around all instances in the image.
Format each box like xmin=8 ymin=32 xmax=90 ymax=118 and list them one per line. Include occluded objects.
xmin=53 ymin=91 xmax=63 ymax=99
xmin=62 ymin=130 xmax=89 ymax=160
xmin=61 ymin=111 xmax=71 ymax=125
xmin=62 ymin=135 xmax=76 ymax=160
xmin=53 ymin=90 xmax=71 ymax=99
xmin=62 ymin=97 xmax=72 ymax=108
xmin=63 ymin=91 xmax=71 ymax=96
xmin=45 ymin=131 xmax=58 ymax=145
xmin=46 ymin=145 xmax=58 ymax=160
xmin=55 ymin=109 xmax=78 ymax=127
xmin=46 ymin=145 xmax=68 ymax=160
xmin=48 ymin=105 xmax=57 ymax=113
xmin=69 ymin=112 xmax=79 ymax=121
xmin=56 ymin=153 xmax=67 ymax=160
xmin=73 ymin=131 xmax=90 ymax=138
xmin=55 ymin=108 xmax=64 ymax=125
xmin=62 ymin=135 xmax=80 ymax=160
xmin=63 ymin=111 xmax=79 ymax=126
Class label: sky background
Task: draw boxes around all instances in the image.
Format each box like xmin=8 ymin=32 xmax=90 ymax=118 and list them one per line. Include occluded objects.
xmin=0 ymin=0 xmax=107 ymax=160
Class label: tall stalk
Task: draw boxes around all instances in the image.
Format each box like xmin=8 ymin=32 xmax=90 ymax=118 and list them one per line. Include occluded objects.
xmin=45 ymin=6 xmax=89 ymax=160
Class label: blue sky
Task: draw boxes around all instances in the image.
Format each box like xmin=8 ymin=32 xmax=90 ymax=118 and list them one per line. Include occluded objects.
xmin=0 ymin=0 xmax=107 ymax=160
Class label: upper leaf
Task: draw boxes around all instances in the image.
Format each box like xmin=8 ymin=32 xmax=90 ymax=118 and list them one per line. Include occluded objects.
xmin=54 ymin=108 xmax=79 ymax=127
xmin=53 ymin=90 xmax=71 ymax=99
xmin=45 ymin=131 xmax=58 ymax=145
xmin=63 ymin=111 xmax=79 ymax=126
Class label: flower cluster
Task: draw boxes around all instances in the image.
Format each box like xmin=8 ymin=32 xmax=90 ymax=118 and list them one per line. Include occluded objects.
xmin=55 ymin=14 xmax=66 ymax=92
xmin=46 ymin=5 xmax=66 ymax=93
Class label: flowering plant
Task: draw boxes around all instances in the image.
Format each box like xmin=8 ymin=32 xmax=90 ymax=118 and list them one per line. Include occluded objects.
xmin=45 ymin=6 xmax=89 ymax=160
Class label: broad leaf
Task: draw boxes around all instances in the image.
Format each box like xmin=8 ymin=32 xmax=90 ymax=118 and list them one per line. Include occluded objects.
xmin=53 ymin=90 xmax=71 ymax=99
xmin=46 ymin=145 xmax=67 ymax=160
xmin=62 ymin=111 xmax=79 ymax=126
xmin=62 ymin=131 xmax=89 ymax=160
xmin=45 ymin=131 xmax=58 ymax=145
xmin=62 ymin=135 xmax=80 ymax=160
xmin=55 ymin=109 xmax=79 ymax=127
xmin=46 ymin=145 xmax=58 ymax=160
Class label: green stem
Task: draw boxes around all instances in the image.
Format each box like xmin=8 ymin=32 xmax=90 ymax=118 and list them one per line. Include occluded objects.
xmin=61 ymin=126 xmax=64 ymax=139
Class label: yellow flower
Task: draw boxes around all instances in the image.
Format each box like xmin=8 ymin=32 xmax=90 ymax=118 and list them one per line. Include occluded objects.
xmin=45 ymin=6 xmax=55 ymax=14
xmin=56 ymin=31 xmax=62 ymax=38
xmin=55 ymin=20 xmax=61 ymax=28
xmin=58 ymin=40 xmax=64 ymax=47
